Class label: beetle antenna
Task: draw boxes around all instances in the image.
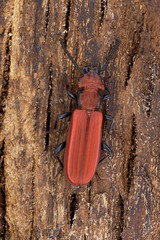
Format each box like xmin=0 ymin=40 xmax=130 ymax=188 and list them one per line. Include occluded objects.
xmin=59 ymin=38 xmax=84 ymax=74
xmin=100 ymin=40 xmax=120 ymax=75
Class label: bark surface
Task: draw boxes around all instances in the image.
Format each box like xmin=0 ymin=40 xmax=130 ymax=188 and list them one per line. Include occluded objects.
xmin=0 ymin=0 xmax=160 ymax=239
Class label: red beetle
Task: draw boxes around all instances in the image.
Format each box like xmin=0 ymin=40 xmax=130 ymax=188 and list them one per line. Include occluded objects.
xmin=55 ymin=39 xmax=120 ymax=187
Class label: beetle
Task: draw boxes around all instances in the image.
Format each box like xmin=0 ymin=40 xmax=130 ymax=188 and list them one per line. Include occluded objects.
xmin=54 ymin=38 xmax=120 ymax=187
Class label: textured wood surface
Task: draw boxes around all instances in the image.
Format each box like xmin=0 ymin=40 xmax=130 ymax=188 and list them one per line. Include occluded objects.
xmin=0 ymin=0 xmax=160 ymax=239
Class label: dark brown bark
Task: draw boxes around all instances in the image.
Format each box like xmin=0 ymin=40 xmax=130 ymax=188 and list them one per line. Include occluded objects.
xmin=0 ymin=0 xmax=160 ymax=239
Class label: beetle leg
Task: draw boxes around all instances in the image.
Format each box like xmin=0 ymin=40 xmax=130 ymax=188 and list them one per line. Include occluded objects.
xmin=101 ymin=142 xmax=112 ymax=154
xmin=68 ymin=91 xmax=77 ymax=100
xmin=103 ymin=93 xmax=110 ymax=101
xmin=104 ymin=114 xmax=113 ymax=134
xmin=54 ymin=141 xmax=66 ymax=155
xmin=54 ymin=112 xmax=71 ymax=129
xmin=98 ymin=143 xmax=112 ymax=165
xmin=98 ymin=89 xmax=110 ymax=101
xmin=98 ymin=155 xmax=110 ymax=165
xmin=55 ymin=155 xmax=64 ymax=168
xmin=54 ymin=141 xmax=66 ymax=168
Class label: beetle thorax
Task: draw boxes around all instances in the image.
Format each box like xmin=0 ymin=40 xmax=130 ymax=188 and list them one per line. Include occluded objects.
xmin=79 ymin=89 xmax=101 ymax=110
xmin=78 ymin=71 xmax=105 ymax=111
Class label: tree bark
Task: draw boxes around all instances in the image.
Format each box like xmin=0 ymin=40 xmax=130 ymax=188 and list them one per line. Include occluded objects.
xmin=0 ymin=0 xmax=160 ymax=239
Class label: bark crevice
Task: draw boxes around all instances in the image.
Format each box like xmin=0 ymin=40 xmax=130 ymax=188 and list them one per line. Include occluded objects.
xmin=125 ymin=15 xmax=145 ymax=86
xmin=44 ymin=0 xmax=50 ymax=40
xmin=64 ymin=0 xmax=71 ymax=47
xmin=99 ymin=0 xmax=107 ymax=28
xmin=117 ymin=194 xmax=124 ymax=240
xmin=45 ymin=61 xmax=53 ymax=151
xmin=127 ymin=114 xmax=137 ymax=193
xmin=0 ymin=26 xmax=12 ymax=130
xmin=145 ymin=61 xmax=157 ymax=117
xmin=30 ymin=157 xmax=36 ymax=240
xmin=0 ymin=140 xmax=6 ymax=240
xmin=70 ymin=193 xmax=78 ymax=227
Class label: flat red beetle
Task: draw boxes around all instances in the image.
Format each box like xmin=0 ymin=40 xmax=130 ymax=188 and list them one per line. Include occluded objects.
xmin=55 ymin=38 xmax=120 ymax=187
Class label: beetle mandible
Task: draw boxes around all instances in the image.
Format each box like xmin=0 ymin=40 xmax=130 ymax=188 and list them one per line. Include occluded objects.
xmin=55 ymin=38 xmax=120 ymax=188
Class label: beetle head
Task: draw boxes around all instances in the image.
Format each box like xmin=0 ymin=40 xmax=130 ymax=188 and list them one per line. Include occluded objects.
xmin=78 ymin=69 xmax=104 ymax=90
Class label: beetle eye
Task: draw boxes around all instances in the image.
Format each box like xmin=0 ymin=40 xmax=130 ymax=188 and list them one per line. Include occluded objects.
xmin=83 ymin=66 xmax=90 ymax=73
xmin=71 ymin=185 xmax=80 ymax=189
xmin=93 ymin=67 xmax=99 ymax=73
